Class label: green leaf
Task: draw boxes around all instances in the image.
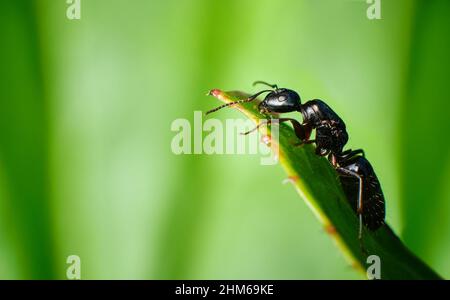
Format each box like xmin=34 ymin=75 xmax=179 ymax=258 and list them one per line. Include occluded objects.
xmin=0 ymin=2 xmax=55 ymax=278
xmin=399 ymin=1 xmax=450 ymax=271
xmin=208 ymin=89 xmax=441 ymax=280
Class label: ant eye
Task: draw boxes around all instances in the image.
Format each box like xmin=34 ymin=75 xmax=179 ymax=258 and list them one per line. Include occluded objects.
xmin=278 ymin=95 xmax=287 ymax=102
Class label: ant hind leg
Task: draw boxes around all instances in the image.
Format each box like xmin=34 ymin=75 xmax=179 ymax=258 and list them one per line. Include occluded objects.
xmin=336 ymin=167 xmax=364 ymax=240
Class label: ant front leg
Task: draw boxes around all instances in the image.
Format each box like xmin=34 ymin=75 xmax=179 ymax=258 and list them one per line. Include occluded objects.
xmin=289 ymin=121 xmax=313 ymax=145
xmin=241 ymin=118 xmax=311 ymax=145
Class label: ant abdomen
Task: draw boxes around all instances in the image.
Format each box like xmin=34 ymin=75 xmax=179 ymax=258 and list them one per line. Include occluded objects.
xmin=338 ymin=154 xmax=386 ymax=231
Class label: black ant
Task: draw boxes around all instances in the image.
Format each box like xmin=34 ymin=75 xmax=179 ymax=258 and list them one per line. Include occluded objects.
xmin=206 ymin=81 xmax=385 ymax=239
xmin=206 ymin=81 xmax=349 ymax=157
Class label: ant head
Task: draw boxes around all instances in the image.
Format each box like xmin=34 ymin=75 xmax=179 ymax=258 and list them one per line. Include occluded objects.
xmin=254 ymin=81 xmax=301 ymax=113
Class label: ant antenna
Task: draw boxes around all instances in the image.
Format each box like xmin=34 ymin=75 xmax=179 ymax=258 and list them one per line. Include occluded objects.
xmin=206 ymin=89 xmax=272 ymax=115
xmin=253 ymin=81 xmax=278 ymax=90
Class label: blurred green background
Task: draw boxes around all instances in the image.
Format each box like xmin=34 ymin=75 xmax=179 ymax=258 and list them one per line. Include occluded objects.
xmin=0 ymin=0 xmax=449 ymax=279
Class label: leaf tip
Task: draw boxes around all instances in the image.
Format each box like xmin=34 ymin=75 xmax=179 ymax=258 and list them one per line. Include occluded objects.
xmin=282 ymin=175 xmax=299 ymax=185
xmin=208 ymin=89 xmax=222 ymax=98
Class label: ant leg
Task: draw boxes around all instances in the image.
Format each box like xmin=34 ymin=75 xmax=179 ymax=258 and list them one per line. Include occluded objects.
xmin=335 ymin=149 xmax=366 ymax=162
xmin=257 ymin=101 xmax=269 ymax=115
xmin=273 ymin=119 xmax=312 ymax=141
xmin=340 ymin=149 xmax=352 ymax=156
xmin=293 ymin=140 xmax=316 ymax=146
xmin=240 ymin=119 xmax=272 ymax=135
xmin=241 ymin=118 xmax=311 ymax=143
xmin=346 ymin=149 xmax=365 ymax=158
xmin=206 ymin=89 xmax=272 ymax=115
xmin=337 ymin=167 xmax=364 ymax=240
